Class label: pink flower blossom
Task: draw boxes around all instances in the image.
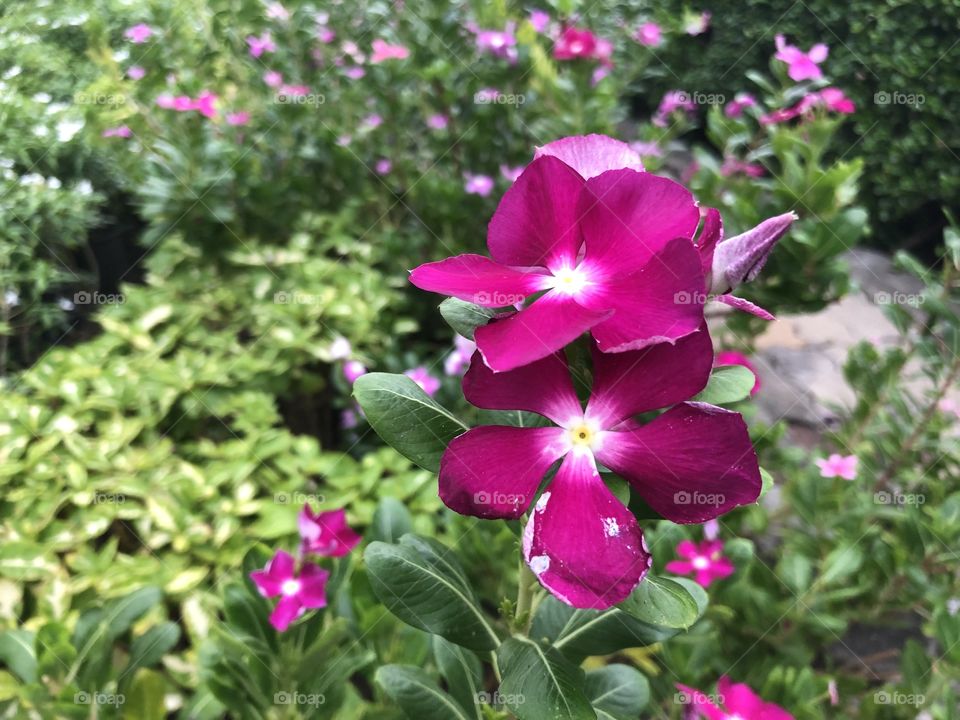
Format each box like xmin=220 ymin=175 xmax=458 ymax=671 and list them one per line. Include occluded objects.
xmin=635 ymin=22 xmax=662 ymax=47
xmin=720 ymin=157 xmax=765 ymax=178
xmin=371 ymin=38 xmax=410 ymax=63
xmin=246 ymin=33 xmax=276 ymax=58
xmin=529 ymin=10 xmax=550 ymax=33
xmin=249 ymin=550 xmax=329 ymax=631
xmin=342 ymin=408 xmax=359 ymax=428
xmin=405 ymin=366 xmax=441 ymax=396
xmin=553 ymin=27 xmax=599 ymax=61
xmin=440 ymin=331 xmax=760 ymax=608
xmin=426 ymin=113 xmax=448 ymax=130
xmin=724 ymin=92 xmax=757 ymax=118
xmin=684 ymin=10 xmax=712 ymax=36
xmin=266 ymin=2 xmax=289 ymax=21
xmin=653 ymin=90 xmax=696 ymax=127
xmin=676 ymin=677 xmax=794 ymax=720
xmin=375 ymin=158 xmax=392 ymax=175
xmin=298 ymin=506 xmax=361 ymax=557
xmin=774 ymin=34 xmax=828 ymax=82
xmin=226 ymin=111 xmax=250 ymax=126
xmin=629 ymin=140 xmax=662 ymax=158
xmin=101 ymin=125 xmax=132 ymax=138
xmin=444 ymin=335 xmax=476 ymax=376
xmin=127 ymin=65 xmax=146 ymax=80
xmin=124 ymin=24 xmax=154 ymax=43
xmin=715 ymin=350 xmax=761 ymax=394
xmin=344 ymin=66 xmax=365 ymax=79
xmin=362 ymin=113 xmax=383 ymax=130
xmin=475 ymin=27 xmax=518 ymax=63
xmin=939 ymin=398 xmax=960 ymax=418
xmin=193 ymin=90 xmax=218 ymax=118
xmin=263 ymin=70 xmax=283 ymax=87
xmin=666 ymin=540 xmax=735 ymax=587
xmin=703 ymin=518 xmax=720 ymax=540
xmin=760 ymin=87 xmax=855 ymax=124
xmin=815 ymin=453 xmax=858 ymax=480
xmin=317 ymin=26 xmax=336 ymax=44
xmin=343 ymin=360 xmax=367 ymax=384
xmin=463 ymin=173 xmax=494 ymax=196
xmin=499 ymin=164 xmax=524 ymax=183
xmin=279 ymin=84 xmax=309 ymax=97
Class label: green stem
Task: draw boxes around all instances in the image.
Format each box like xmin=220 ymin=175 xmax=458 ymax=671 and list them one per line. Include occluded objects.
xmin=514 ymin=549 xmax=537 ymax=634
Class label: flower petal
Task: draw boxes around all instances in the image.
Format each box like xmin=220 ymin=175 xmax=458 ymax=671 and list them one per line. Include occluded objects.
xmin=696 ymin=207 xmax=723 ymax=280
xmin=487 ymin=156 xmax=585 ymax=271
xmin=297 ymin=565 xmax=331 ymax=608
xmin=581 ymin=237 xmax=706 ymax=353
xmin=585 ymin=323 xmax=713 ymax=427
xmin=718 ymin=676 xmax=794 ymax=720
xmin=474 ymin=292 xmax=610 ymax=372
xmin=270 ymin=596 xmax=304 ymax=632
xmin=439 ymin=426 xmax=567 ymax=519
xmin=578 ymin=169 xmax=700 ymax=277
xmin=533 ymin=134 xmax=644 ymax=179
xmin=595 ymin=402 xmax=761 ymax=523
xmin=250 ymin=550 xmax=296 ymax=596
xmin=463 ymin=350 xmax=582 ymax=424
xmin=409 ymin=254 xmax=547 ymax=307
xmin=713 ymin=293 xmax=776 ymax=321
xmin=710 ymin=211 xmax=797 ymax=293
xmin=522 ymin=451 xmax=651 ymax=609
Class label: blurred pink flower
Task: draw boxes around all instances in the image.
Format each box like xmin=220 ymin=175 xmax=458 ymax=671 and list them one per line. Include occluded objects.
xmin=298 ymin=506 xmax=361 ymax=557
xmin=816 ymin=453 xmax=858 ymax=480
xmin=444 ymin=335 xmax=476 ymax=376
xmin=635 ymin=22 xmax=662 ymax=47
xmin=463 ymin=173 xmax=494 ymax=196
xmin=666 ymin=540 xmax=735 ymax=587
xmin=344 ymin=66 xmax=365 ymax=79
xmin=249 ymin=551 xmax=329 ymax=632
xmin=475 ymin=27 xmax=517 ymax=63
xmin=343 ymin=361 xmax=367 ymax=384
xmin=676 ymin=677 xmax=794 ymax=720
xmin=405 ymin=366 xmax=441 ymax=396
xmin=725 ymin=92 xmax=757 ymax=118
xmin=720 ymin=158 xmax=765 ymax=178
xmin=715 ymin=350 xmax=761 ymax=394
xmin=266 ymin=2 xmax=289 ymax=21
xmin=102 ymin=125 xmax=132 ymax=138
xmin=426 ymin=113 xmax=448 ymax=130
xmin=629 ymin=140 xmax=662 ymax=158
xmin=703 ymin=518 xmax=720 ymax=541
xmin=375 ymin=158 xmax=392 ymax=175
xmin=553 ymin=27 xmax=598 ymax=60
xmin=124 ymin=24 xmax=154 ymax=43
xmin=126 ymin=65 xmax=146 ymax=80
xmin=939 ymin=398 xmax=960 ymax=418
xmin=263 ymin=70 xmax=283 ymax=87
xmin=371 ymin=38 xmax=410 ymax=63
xmin=279 ymin=84 xmax=309 ymax=97
xmin=193 ymin=91 xmax=218 ymax=118
xmin=226 ymin=111 xmax=250 ymax=126
xmin=529 ymin=9 xmax=550 ymax=33
xmin=499 ymin=164 xmax=523 ymax=183
xmin=317 ymin=26 xmax=336 ymax=44
xmin=246 ymin=33 xmax=276 ymax=58
xmin=653 ymin=90 xmax=696 ymax=127
xmin=362 ymin=113 xmax=383 ymax=130
xmin=761 ymin=87 xmax=855 ymax=124
xmin=774 ymin=34 xmax=828 ymax=82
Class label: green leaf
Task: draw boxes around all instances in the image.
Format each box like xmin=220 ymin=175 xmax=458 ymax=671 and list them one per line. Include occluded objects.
xmin=0 ymin=542 xmax=56 ymax=581
xmin=585 ymin=664 xmax=649 ymax=719
xmin=370 ymin=497 xmax=413 ymax=543
xmin=120 ymin=622 xmax=181 ymax=691
xmin=122 ymin=668 xmax=167 ymax=720
xmin=617 ymin=575 xmax=701 ymax=629
xmin=693 ymin=365 xmax=756 ymax=405
xmin=432 ymin=636 xmax=483 ymax=720
xmin=439 ymin=298 xmax=495 ymax=340
xmin=819 ymin=546 xmax=864 ymax=586
xmin=0 ymin=630 xmax=37 ymax=683
xmin=354 ymin=373 xmax=468 ymax=472
xmin=376 ymin=665 xmax=472 ymax=720
xmin=496 ymin=637 xmax=595 ymax=720
xmin=364 ymin=540 xmax=499 ymax=651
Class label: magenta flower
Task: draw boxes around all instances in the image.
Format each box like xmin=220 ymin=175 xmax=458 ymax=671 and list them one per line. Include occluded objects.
xmin=370 ymin=38 xmax=410 ymax=63
xmin=475 ymin=27 xmax=518 ymax=62
xmin=440 ymin=331 xmax=761 ymax=608
xmin=411 ymin=136 xmax=704 ymax=372
xmin=375 ymin=158 xmax=392 ymax=175
xmin=653 ymin=90 xmax=696 ymax=127
xmin=405 ymin=366 xmax=441 ymax=396
xmin=815 ymin=453 xmax=858 ymax=480
xmin=463 ymin=173 xmax=494 ymax=196
xmin=246 ymin=33 xmax=276 ymax=58
xmin=250 ymin=551 xmax=329 ymax=631
xmin=677 ymin=677 xmax=795 ymax=720
xmin=761 ymin=87 xmax=855 ymax=125
xmin=666 ymin=540 xmax=735 ymax=587
xmin=635 ymin=22 xmax=662 ymax=47
xmin=263 ymin=70 xmax=283 ymax=87
xmin=343 ymin=360 xmax=367 ymax=384
xmin=426 ymin=113 xmax=448 ymax=130
xmin=193 ymin=91 xmax=218 ymax=118
xmin=102 ymin=126 xmax=132 ymax=139
xmin=362 ymin=113 xmax=383 ymax=130
xmin=444 ymin=335 xmax=477 ymax=376
xmin=343 ymin=66 xmax=365 ymax=79
xmin=127 ymin=65 xmax=146 ymax=80
xmin=298 ymin=506 xmax=361 ymax=557
xmin=226 ymin=111 xmax=251 ymax=126
xmin=774 ymin=34 xmax=828 ymax=82
xmin=529 ymin=10 xmax=550 ymax=33
xmin=715 ymin=350 xmax=761 ymax=395
xmin=553 ymin=27 xmax=599 ymax=60
xmin=124 ymin=24 xmax=154 ymax=43
xmin=724 ymin=92 xmax=757 ymax=118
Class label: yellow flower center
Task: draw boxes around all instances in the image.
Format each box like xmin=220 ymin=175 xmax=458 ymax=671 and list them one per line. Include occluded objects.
xmin=569 ymin=423 xmax=595 ymax=447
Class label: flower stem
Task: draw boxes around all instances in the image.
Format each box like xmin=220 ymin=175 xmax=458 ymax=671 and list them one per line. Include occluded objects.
xmin=514 ymin=552 xmax=536 ymax=634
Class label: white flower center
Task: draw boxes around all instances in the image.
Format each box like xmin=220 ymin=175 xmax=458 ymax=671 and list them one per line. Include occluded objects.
xmin=563 ymin=417 xmax=603 ymax=455
xmin=281 ymin=579 xmax=301 ymax=596
xmin=692 ymin=556 xmax=710 ymax=570
xmin=549 ymin=266 xmax=589 ymax=295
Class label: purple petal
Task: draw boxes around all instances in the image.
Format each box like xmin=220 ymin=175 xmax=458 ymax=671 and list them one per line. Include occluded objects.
xmin=585 ymin=324 xmax=713 ymax=427
xmin=710 ymin=212 xmax=797 ymax=293
xmin=270 ymin=596 xmax=304 ymax=632
xmin=487 ymin=156 xmax=585 ymax=271
xmin=533 ymin=134 xmax=644 ymax=179
xmin=299 ymin=508 xmax=361 ymax=557
xmin=409 ymin=254 xmax=548 ymax=307
xmin=463 ymin=350 xmax=582 ymax=424
xmin=713 ymin=293 xmax=776 ymax=321
xmin=474 ymin=292 xmax=610 ymax=372
xmin=696 ymin=208 xmax=723 ymax=281
xmin=578 ymin=170 xmax=700 ymax=277
xmin=523 ymin=451 xmax=651 ymax=609
xmin=297 ymin=565 xmax=331 ymax=608
xmin=581 ymin=238 xmax=705 ymax=353
xmin=439 ymin=426 xmax=567 ymax=518
xmin=595 ymin=402 xmax=761 ymax=523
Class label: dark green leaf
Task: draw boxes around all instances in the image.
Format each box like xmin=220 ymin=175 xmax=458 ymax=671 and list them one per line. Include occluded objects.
xmin=439 ymin=298 xmax=495 ymax=340
xmin=693 ymin=365 xmax=756 ymax=405
xmin=617 ymin=575 xmax=701 ymax=629
xmin=585 ymin=664 xmax=649 ymax=719
xmin=496 ymin=637 xmax=595 ymax=720
xmin=370 ymin=497 xmax=414 ymax=543
xmin=432 ymin=636 xmax=483 ymax=720
xmin=0 ymin=630 xmax=37 ymax=684
xmin=376 ymin=665 xmax=472 ymax=720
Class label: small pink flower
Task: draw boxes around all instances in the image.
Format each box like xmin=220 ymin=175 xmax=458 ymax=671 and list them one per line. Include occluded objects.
xmin=246 ymin=33 xmax=276 ymax=58
xmin=263 ymin=70 xmax=283 ymax=88
xmin=343 ymin=66 xmax=365 ymax=80
xmin=102 ymin=125 xmax=132 ymax=138
xmin=279 ymin=84 xmax=309 ymax=97
xmin=226 ymin=111 xmax=250 ymax=126
xmin=126 ymin=65 xmax=146 ymax=80
xmin=266 ymin=2 xmax=289 ymax=21
xmin=329 ymin=337 xmax=351 ymax=360
xmin=529 ymin=9 xmax=550 ymax=33
xmin=828 ymin=679 xmax=839 ymax=706
xmin=774 ymin=34 xmax=828 ymax=82
xmin=464 ymin=173 xmax=494 ymax=196
xmin=815 ymin=453 xmax=858 ymax=480
xmin=553 ymin=27 xmax=598 ymax=61
xmin=499 ymin=164 xmax=523 ymax=183
xmin=653 ymin=90 xmax=696 ymax=127
xmin=724 ymin=92 xmax=757 ymax=118
xmin=336 ymin=134 xmax=352 ymax=147
xmin=298 ymin=506 xmax=361 ymax=557
xmin=193 ymin=91 xmax=218 ymax=118
xmin=444 ymin=335 xmax=477 ymax=376
xmin=475 ymin=27 xmax=518 ymax=63
xmin=666 ymin=540 xmax=735 ymax=587
xmin=635 ymin=22 xmax=662 ymax=47
xmin=405 ymin=366 xmax=441 ymax=396
xmin=426 ymin=113 xmax=448 ymax=130
xmin=155 ymin=94 xmax=175 ymax=109
xmin=362 ymin=113 xmax=383 ymax=130
xmin=702 ymin=518 xmax=720 ymax=540
xmin=370 ymin=38 xmax=410 ymax=63
xmin=715 ymin=350 xmax=761 ymax=394
xmin=939 ymin=398 xmax=960 ymax=418
xmin=317 ymin=26 xmax=336 ymax=44
xmin=249 ymin=550 xmax=329 ymax=632
xmin=342 ymin=408 xmax=359 ymax=429
xmin=343 ymin=361 xmax=367 ymax=384
xmin=676 ymin=678 xmax=794 ymax=720
xmin=172 ymin=95 xmax=195 ymax=112
xmin=720 ymin=157 xmax=765 ymax=178
xmin=375 ymin=158 xmax=392 ymax=175
xmin=124 ymin=24 xmax=154 ymax=43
